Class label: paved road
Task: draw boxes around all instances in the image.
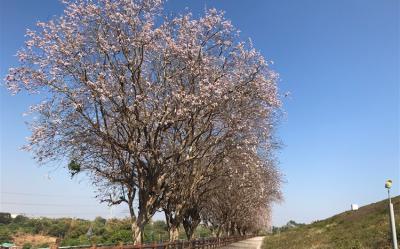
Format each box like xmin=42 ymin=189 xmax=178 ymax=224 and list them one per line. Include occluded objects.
xmin=220 ymin=236 xmax=265 ymax=249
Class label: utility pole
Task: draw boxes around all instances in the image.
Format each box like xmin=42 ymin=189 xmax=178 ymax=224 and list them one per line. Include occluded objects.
xmin=385 ymin=179 xmax=398 ymax=249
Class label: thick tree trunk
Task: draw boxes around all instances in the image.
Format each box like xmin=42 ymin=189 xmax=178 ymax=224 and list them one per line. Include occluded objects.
xmin=230 ymin=222 xmax=235 ymax=236
xmin=131 ymin=212 xmax=147 ymax=245
xmin=216 ymin=225 xmax=222 ymax=238
xmin=165 ymin=211 xmax=182 ymax=242
xmin=168 ymin=226 xmax=180 ymax=241
xmin=225 ymin=222 xmax=230 ymax=236
xmin=185 ymin=229 xmax=194 ymax=241
xmin=134 ymin=171 xmax=159 ymax=245
xmin=131 ymin=222 xmax=143 ymax=245
xmin=182 ymin=207 xmax=200 ymax=241
xmin=127 ymin=190 xmax=144 ymax=245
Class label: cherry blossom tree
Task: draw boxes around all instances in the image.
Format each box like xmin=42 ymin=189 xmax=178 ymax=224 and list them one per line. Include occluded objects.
xmin=5 ymin=0 xmax=281 ymax=244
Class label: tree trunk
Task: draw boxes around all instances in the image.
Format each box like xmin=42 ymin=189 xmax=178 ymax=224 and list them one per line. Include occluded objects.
xmin=216 ymin=225 xmax=222 ymax=238
xmin=182 ymin=206 xmax=200 ymax=241
xmin=127 ymin=190 xmax=143 ymax=245
xmin=131 ymin=212 xmax=148 ymax=245
xmin=225 ymin=222 xmax=230 ymax=236
xmin=230 ymin=222 xmax=235 ymax=236
xmin=185 ymin=229 xmax=193 ymax=241
xmin=131 ymin=222 xmax=143 ymax=245
xmin=210 ymin=227 xmax=216 ymax=237
xmin=165 ymin=211 xmax=182 ymax=242
xmin=169 ymin=225 xmax=180 ymax=241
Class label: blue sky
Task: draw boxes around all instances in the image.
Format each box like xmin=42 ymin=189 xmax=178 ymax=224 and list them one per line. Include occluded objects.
xmin=0 ymin=0 xmax=399 ymax=226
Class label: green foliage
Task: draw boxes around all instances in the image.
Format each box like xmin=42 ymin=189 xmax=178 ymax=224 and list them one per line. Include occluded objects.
xmin=37 ymin=243 xmax=50 ymax=248
xmin=60 ymin=235 xmax=90 ymax=247
xmin=107 ymin=230 xmax=132 ymax=243
xmin=1 ymin=216 xmax=212 ymax=246
xmin=94 ymin=217 xmax=107 ymax=225
xmin=22 ymin=243 xmax=32 ymax=249
xmin=152 ymin=220 xmax=167 ymax=231
xmin=0 ymin=213 xmax=12 ymax=224
xmin=263 ymin=196 xmax=400 ymax=249
xmin=194 ymin=225 xmax=212 ymax=238
xmin=48 ymin=222 xmax=69 ymax=237
xmin=68 ymin=160 xmax=81 ymax=176
xmin=272 ymin=220 xmax=305 ymax=234
xmin=13 ymin=215 xmax=29 ymax=224
xmin=0 ymin=228 xmax=12 ymax=243
xmin=148 ymin=221 xmax=169 ymax=242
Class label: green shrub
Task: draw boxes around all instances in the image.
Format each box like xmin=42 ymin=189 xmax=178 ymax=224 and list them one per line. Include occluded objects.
xmin=13 ymin=215 xmax=29 ymax=224
xmin=37 ymin=243 xmax=50 ymax=248
xmin=0 ymin=229 xmax=12 ymax=243
xmin=108 ymin=230 xmax=132 ymax=243
xmin=22 ymin=243 xmax=32 ymax=249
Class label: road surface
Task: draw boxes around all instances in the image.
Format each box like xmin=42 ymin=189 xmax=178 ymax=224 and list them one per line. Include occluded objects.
xmin=220 ymin=236 xmax=265 ymax=249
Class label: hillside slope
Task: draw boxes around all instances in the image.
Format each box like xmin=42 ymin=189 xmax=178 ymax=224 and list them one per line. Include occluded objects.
xmin=263 ymin=196 xmax=400 ymax=249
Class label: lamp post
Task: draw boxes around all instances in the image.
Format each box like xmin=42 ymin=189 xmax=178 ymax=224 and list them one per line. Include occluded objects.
xmin=386 ymin=180 xmax=398 ymax=249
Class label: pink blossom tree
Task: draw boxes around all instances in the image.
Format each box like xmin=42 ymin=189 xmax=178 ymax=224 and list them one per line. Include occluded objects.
xmin=199 ymin=150 xmax=281 ymax=237
xmin=6 ymin=0 xmax=281 ymax=243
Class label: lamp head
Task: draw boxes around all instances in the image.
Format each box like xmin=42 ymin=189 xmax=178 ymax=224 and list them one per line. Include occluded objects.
xmin=385 ymin=180 xmax=392 ymax=189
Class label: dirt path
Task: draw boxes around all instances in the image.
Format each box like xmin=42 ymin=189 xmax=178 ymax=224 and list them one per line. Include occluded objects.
xmin=220 ymin=236 xmax=265 ymax=249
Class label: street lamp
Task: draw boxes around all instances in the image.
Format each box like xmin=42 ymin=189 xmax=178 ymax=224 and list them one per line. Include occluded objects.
xmin=386 ymin=180 xmax=398 ymax=249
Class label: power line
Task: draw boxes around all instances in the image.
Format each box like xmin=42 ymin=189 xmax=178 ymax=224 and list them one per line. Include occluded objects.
xmin=1 ymin=191 xmax=94 ymax=198
xmin=13 ymin=212 xmax=112 ymax=216
xmin=1 ymin=192 xmax=140 ymax=203
xmin=1 ymin=201 xmax=100 ymax=207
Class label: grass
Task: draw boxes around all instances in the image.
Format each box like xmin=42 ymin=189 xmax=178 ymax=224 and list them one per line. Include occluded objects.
xmin=263 ymin=196 xmax=400 ymax=249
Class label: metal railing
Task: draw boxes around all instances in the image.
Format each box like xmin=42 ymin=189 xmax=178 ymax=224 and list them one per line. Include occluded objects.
xmin=52 ymin=236 xmax=252 ymax=249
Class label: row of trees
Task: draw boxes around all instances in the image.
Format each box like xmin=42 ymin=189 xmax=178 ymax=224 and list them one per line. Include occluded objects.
xmin=6 ymin=0 xmax=282 ymax=244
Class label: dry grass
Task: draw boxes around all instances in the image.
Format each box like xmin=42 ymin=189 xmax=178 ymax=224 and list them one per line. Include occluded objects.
xmin=13 ymin=233 xmax=57 ymax=247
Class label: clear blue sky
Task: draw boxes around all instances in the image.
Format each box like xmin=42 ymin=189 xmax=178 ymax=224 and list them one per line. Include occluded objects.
xmin=0 ymin=0 xmax=399 ymax=226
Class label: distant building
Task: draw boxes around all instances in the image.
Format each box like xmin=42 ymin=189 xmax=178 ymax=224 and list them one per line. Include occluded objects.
xmin=351 ymin=204 xmax=359 ymax=211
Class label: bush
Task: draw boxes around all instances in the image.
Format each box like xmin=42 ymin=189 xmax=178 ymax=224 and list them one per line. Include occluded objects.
xmin=22 ymin=243 xmax=32 ymax=249
xmin=48 ymin=223 xmax=68 ymax=237
xmin=94 ymin=217 xmax=107 ymax=225
xmin=0 ymin=213 xmax=12 ymax=224
xmin=108 ymin=230 xmax=132 ymax=243
xmin=194 ymin=225 xmax=212 ymax=238
xmin=61 ymin=235 xmax=90 ymax=247
xmin=13 ymin=215 xmax=29 ymax=224
xmin=0 ymin=229 xmax=12 ymax=243
xmin=37 ymin=243 xmax=50 ymax=248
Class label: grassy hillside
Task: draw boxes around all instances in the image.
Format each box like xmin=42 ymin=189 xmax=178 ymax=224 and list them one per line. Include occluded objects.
xmin=263 ymin=196 xmax=400 ymax=249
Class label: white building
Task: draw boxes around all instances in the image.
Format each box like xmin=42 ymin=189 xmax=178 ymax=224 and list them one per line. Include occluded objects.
xmin=351 ymin=204 xmax=359 ymax=211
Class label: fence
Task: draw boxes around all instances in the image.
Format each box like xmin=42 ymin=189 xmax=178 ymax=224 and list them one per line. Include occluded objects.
xmin=53 ymin=236 xmax=252 ymax=249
